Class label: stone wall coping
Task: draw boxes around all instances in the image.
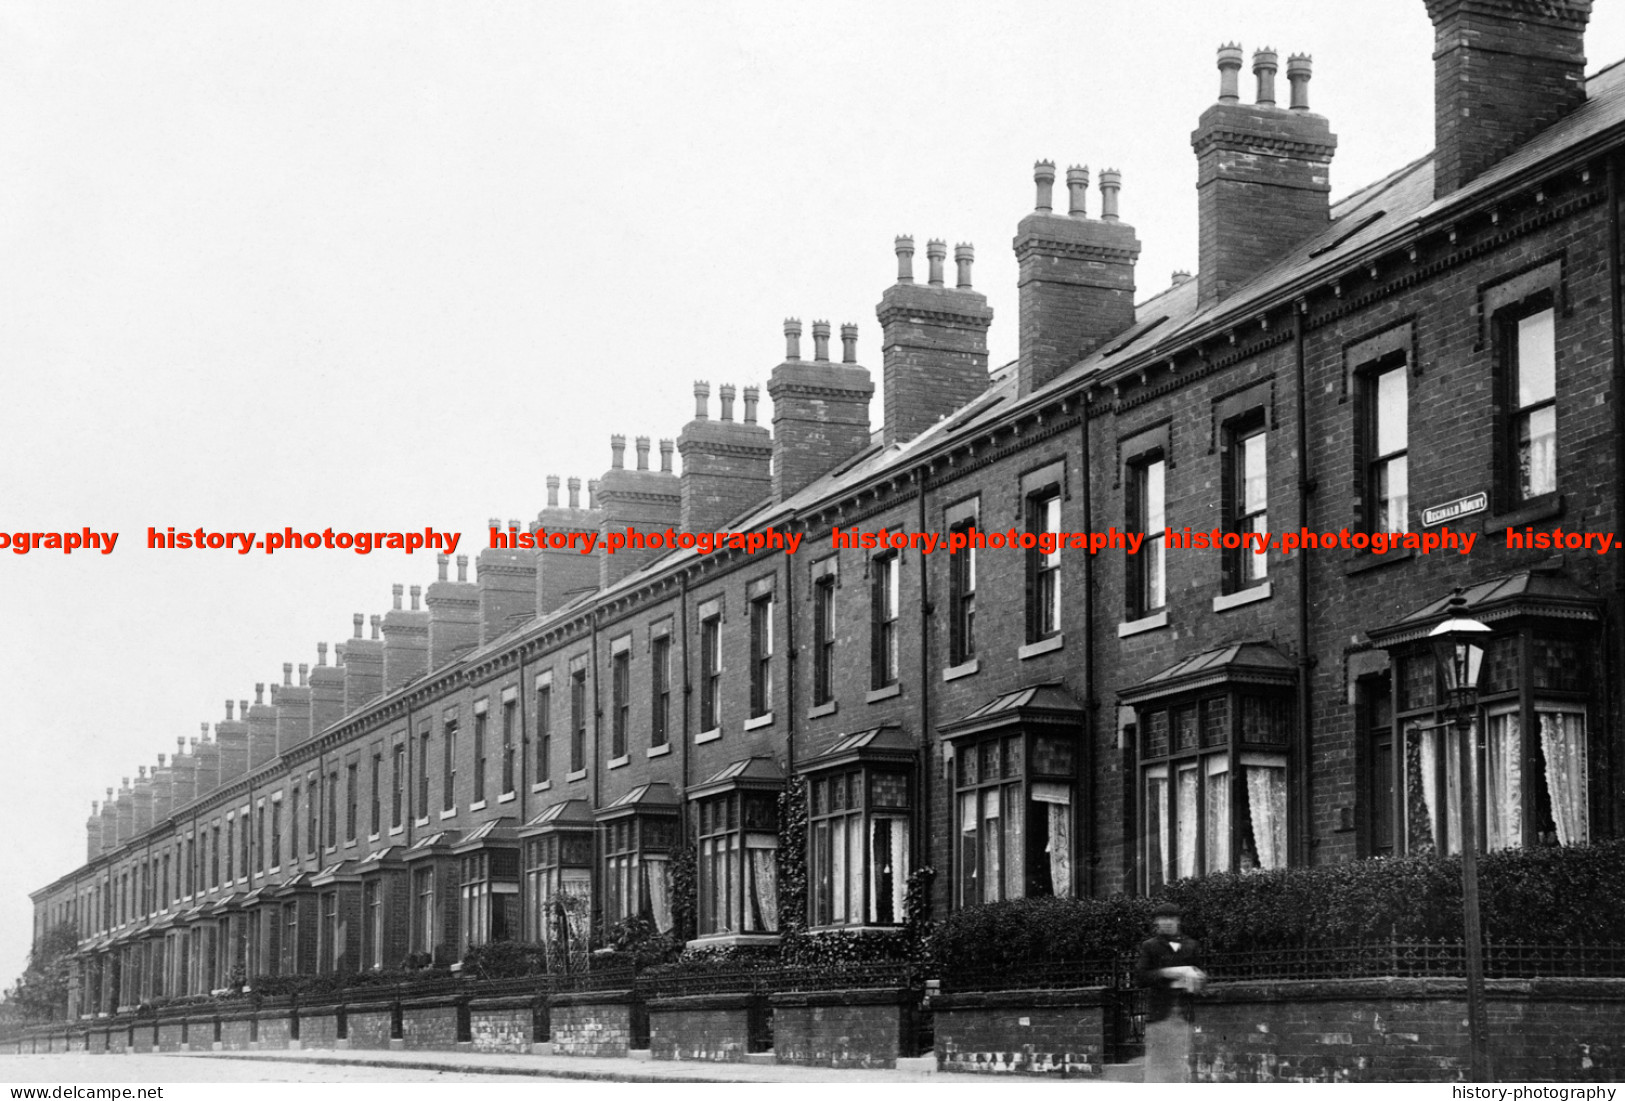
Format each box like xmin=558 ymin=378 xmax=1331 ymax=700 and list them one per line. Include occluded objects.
xmin=932 ymin=986 xmax=1110 ymax=1010
xmin=646 ymin=992 xmax=763 ymax=1013
xmin=341 ymin=998 xmax=397 ymax=1013
xmin=768 ymin=986 xmax=915 ymax=1009
xmin=398 ymin=993 xmax=466 ymax=1012
xmin=467 ymin=993 xmax=542 ymax=1012
xmin=549 ymin=988 xmax=637 ymax=1008
xmin=1204 ymin=976 xmax=1625 ymax=1003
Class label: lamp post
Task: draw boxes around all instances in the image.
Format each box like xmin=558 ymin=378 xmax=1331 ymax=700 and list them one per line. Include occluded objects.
xmin=1428 ymin=589 xmax=1492 ymax=1082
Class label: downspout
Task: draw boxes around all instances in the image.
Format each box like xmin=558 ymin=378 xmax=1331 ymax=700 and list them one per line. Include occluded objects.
xmin=517 ymin=651 xmax=530 ymax=830
xmin=1294 ymin=303 xmax=1314 ymax=866
xmin=916 ymin=475 xmax=931 ymax=887
xmin=1608 ymin=152 xmax=1624 ymax=838
xmin=1079 ymin=400 xmax=1097 ymax=898
xmin=680 ymin=571 xmax=692 ymax=804
xmin=784 ymin=534 xmax=797 ymax=779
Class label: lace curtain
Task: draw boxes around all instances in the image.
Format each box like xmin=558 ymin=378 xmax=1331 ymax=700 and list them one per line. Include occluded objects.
xmin=746 ymin=840 xmax=778 ymax=932
xmin=1244 ymin=764 xmax=1286 ymax=870
xmin=1485 ymin=712 xmax=1522 ymax=850
xmin=644 ymin=856 xmax=671 ymax=933
xmin=1540 ymin=710 xmax=1589 ymax=846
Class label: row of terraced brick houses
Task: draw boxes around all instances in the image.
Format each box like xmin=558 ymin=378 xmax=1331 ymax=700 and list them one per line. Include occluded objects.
xmin=29 ymin=0 xmax=1625 ymax=1019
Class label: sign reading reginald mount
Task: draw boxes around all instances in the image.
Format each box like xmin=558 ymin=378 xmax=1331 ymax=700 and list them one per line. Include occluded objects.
xmin=1422 ymin=491 xmax=1489 ymax=528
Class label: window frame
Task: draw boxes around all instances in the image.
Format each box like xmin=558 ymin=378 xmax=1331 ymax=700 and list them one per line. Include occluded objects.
xmin=1498 ymin=294 xmax=1559 ymax=507
xmin=1223 ymin=412 xmax=1269 ymax=591
xmin=699 ymin=613 xmax=723 ymax=733
xmin=1128 ymin=454 xmax=1168 ymax=618
xmin=650 ymin=634 xmax=672 ymax=749
xmin=749 ymin=592 xmax=774 ymax=719
xmin=870 ymin=552 xmax=900 ymax=689
xmin=611 ymin=647 xmax=631 ymax=759
xmin=1026 ymin=490 xmax=1062 ymax=642
xmin=812 ymin=574 xmax=836 ymax=705
xmin=948 ymin=519 xmax=977 ymax=666
xmin=1360 ymin=355 xmax=1410 ymax=535
xmin=570 ymin=666 xmax=588 ymax=773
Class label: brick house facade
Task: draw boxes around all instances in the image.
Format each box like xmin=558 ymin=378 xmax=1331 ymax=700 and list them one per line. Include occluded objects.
xmin=31 ymin=0 xmax=1624 ymax=1019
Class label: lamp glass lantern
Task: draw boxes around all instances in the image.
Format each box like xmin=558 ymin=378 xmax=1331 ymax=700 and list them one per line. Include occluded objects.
xmin=1428 ymin=593 xmax=1492 ymax=703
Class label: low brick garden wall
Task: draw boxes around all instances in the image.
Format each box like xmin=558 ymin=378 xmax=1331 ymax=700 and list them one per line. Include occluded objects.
xmin=345 ymin=999 xmax=396 ymax=1049
xmin=469 ymin=994 xmax=538 ymax=1054
xmin=1193 ymin=977 xmax=1625 ymax=1083
xmin=932 ymin=986 xmax=1110 ymax=1075
xmin=296 ymin=1004 xmax=342 ymax=1049
xmin=155 ymin=1016 xmax=187 ymax=1052
xmin=218 ymin=1009 xmax=255 ymax=1050
xmin=647 ymin=992 xmax=766 ymax=1062
xmin=549 ymin=990 xmax=637 ymax=1057
xmin=400 ymin=995 xmax=464 ymax=1050
xmin=257 ymin=1005 xmax=294 ymax=1049
xmin=768 ymin=987 xmax=920 ymax=1069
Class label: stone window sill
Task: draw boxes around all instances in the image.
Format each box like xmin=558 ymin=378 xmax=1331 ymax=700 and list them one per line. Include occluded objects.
xmin=497 ymin=791 xmax=516 ymax=803
xmin=1213 ymin=581 xmax=1272 ymax=612
xmin=942 ymin=658 xmax=980 ymax=681
xmin=567 ymin=769 xmax=588 ymax=783
xmin=608 ymin=755 xmax=630 ymax=770
xmin=1018 ymin=634 xmax=1064 ymax=660
xmin=1118 ymin=610 xmax=1169 ymax=638
xmin=647 ymin=743 xmax=671 ymax=758
xmin=696 ymin=729 xmax=722 ymax=745
xmin=439 ymin=808 xmax=457 ymax=820
xmin=469 ymin=801 xmax=487 ymax=813
xmin=866 ymin=683 xmax=901 ymax=704
xmin=808 ymin=700 xmax=838 ymax=719
xmin=744 ymin=712 xmax=775 ymax=731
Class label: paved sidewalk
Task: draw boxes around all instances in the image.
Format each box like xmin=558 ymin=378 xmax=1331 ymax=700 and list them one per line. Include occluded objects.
xmin=183 ymin=1047 xmax=947 ymax=1083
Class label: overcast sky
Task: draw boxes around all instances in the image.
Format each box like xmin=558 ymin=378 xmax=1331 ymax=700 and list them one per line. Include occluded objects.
xmin=3 ymin=0 xmax=1623 ymax=985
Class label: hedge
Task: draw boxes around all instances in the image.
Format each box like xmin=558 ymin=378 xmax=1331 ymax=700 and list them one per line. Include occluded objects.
xmin=932 ymin=841 xmax=1625 ymax=973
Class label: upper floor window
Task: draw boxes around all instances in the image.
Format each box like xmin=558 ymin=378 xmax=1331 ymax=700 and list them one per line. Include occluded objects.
xmin=813 ymin=575 xmax=836 ymax=705
xmin=442 ymin=716 xmax=458 ymax=812
xmin=1027 ymin=493 xmax=1061 ymax=641
xmin=871 ymin=553 xmax=899 ymax=688
xmin=536 ymin=680 xmax=553 ymax=781
xmin=473 ymin=705 xmax=489 ymax=804
xmin=393 ymin=742 xmax=407 ymax=827
xmin=611 ymin=648 xmax=631 ymax=759
xmin=700 ymin=613 xmax=722 ymax=732
xmin=417 ymin=725 xmax=430 ymax=817
xmin=948 ymin=521 xmax=976 ymax=666
xmin=270 ymin=800 xmax=282 ymax=868
xmin=1507 ymin=305 xmax=1557 ymax=502
xmin=1130 ymin=457 xmax=1167 ymax=616
xmin=1364 ymin=363 xmax=1408 ymax=532
xmin=1226 ymin=418 xmax=1268 ymax=589
xmin=370 ymin=752 xmax=382 ymax=836
xmin=650 ymin=635 xmax=672 ymax=748
xmin=346 ymin=763 xmax=359 ymax=842
xmin=750 ymin=593 xmax=774 ymax=718
xmin=501 ymin=696 xmax=518 ymax=795
xmin=570 ymin=668 xmax=588 ymax=772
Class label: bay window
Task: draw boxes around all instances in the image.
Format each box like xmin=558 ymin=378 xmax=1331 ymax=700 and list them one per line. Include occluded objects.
xmin=804 ymin=728 xmax=915 ymax=927
xmin=520 ymin=803 xmax=593 ymax=954
xmin=692 ymin=760 xmax=783 ymax=940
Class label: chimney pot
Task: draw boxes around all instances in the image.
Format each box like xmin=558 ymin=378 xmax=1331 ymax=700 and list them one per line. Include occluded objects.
xmin=240 ymin=698 xmax=248 ymax=716
xmin=1066 ymin=166 xmax=1089 ymax=217
xmin=811 ymin=321 xmax=831 ymax=361
xmin=437 ymin=554 xmax=448 ymax=581
xmin=841 ymin=323 xmax=858 ymax=363
xmin=635 ymin=435 xmax=651 ymax=469
xmin=457 ymin=554 xmax=469 ymax=582
xmin=255 ymin=683 xmax=265 ymax=705
xmin=741 ymin=390 xmax=759 ymax=426
xmin=200 ymin=722 xmax=209 ymax=739
xmin=1033 ymin=160 xmax=1056 ymax=212
xmin=1217 ymin=42 xmax=1244 ymax=102
xmin=587 ymin=479 xmax=600 ymax=509
xmin=567 ymin=476 xmax=581 ymax=509
xmin=546 ymin=474 xmax=560 ymax=507
xmin=659 ymin=437 xmax=675 ymax=470
xmin=392 ymin=583 xmax=404 ymax=610
xmin=335 ymin=643 xmax=346 ymax=666
xmin=784 ymin=318 xmax=802 ymax=360
xmin=139 ymin=765 xmax=147 ymax=779
xmin=225 ymin=700 xmax=234 ymax=721
xmin=954 ymin=243 xmax=975 ymax=289
xmin=926 ymin=239 xmax=947 ymax=286
xmin=1099 ymin=168 xmax=1122 ymax=221
xmin=693 ymin=380 xmax=710 ymax=419
xmin=353 ymin=613 xmax=364 ymax=638
xmin=1287 ymin=53 xmax=1312 ymax=111
xmin=109 ymin=785 xmax=117 ymax=798
xmin=317 ymin=641 xmax=328 ymax=666
xmin=283 ymin=662 xmax=293 ymax=686
xmin=410 ymin=584 xmax=422 ymax=611
xmin=1172 ymin=269 xmax=1192 ymax=286
xmin=157 ymin=754 xmax=165 ymax=768
xmin=1253 ymin=47 xmax=1278 ymax=106
xmin=894 ymin=235 xmax=915 ymax=283
xmin=269 ymin=684 xmax=277 ymax=703
xmin=371 ymin=614 xmax=381 ymax=640
xmin=610 ymin=434 xmax=626 ymax=469
xmin=298 ymin=663 xmax=308 ymax=687
xmin=718 ymin=385 xmax=736 ymax=421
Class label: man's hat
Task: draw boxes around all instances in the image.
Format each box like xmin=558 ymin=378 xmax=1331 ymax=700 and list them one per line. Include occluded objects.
xmin=1151 ymin=901 xmax=1183 ymax=918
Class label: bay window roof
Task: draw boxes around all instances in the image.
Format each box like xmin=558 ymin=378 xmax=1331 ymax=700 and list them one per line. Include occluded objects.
xmin=1119 ymin=642 xmax=1295 ymax=706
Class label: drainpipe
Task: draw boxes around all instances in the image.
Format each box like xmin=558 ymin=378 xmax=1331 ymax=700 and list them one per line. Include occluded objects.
xmin=785 ymin=533 xmax=797 ymax=779
xmin=1608 ymin=152 xmax=1625 ymax=838
xmin=1294 ymin=303 xmax=1314 ymax=865
xmin=1079 ymin=399 xmax=1097 ymax=898
xmin=916 ymin=474 xmax=932 ymax=890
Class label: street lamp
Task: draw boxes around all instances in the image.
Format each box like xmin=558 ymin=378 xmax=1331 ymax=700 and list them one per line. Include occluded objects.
xmin=1428 ymin=588 xmax=1492 ymax=1082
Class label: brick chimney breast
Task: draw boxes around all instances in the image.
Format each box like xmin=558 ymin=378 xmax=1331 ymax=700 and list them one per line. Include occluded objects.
xmin=1425 ymin=0 xmax=1591 ymax=197
xmin=598 ymin=425 xmax=683 ymax=588
xmin=1192 ymin=43 xmax=1335 ymax=307
xmin=307 ymin=640 xmax=346 ymax=739
xmin=768 ymin=317 xmax=875 ymax=500
xmin=427 ymin=546 xmax=481 ymax=666
xmin=535 ymin=472 xmax=605 ymax=616
xmin=1014 ymin=159 xmax=1140 ymax=396
xmin=343 ymin=613 xmax=385 ymax=710
xmin=680 ymin=374 xmax=773 ymax=534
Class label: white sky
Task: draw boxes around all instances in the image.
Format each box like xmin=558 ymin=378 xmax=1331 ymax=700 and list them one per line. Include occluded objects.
xmin=2 ymin=0 xmax=1623 ymax=986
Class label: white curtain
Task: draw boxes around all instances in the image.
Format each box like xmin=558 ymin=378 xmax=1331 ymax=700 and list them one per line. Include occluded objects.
xmin=1176 ymin=766 xmax=1198 ymax=880
xmin=1540 ymin=710 xmax=1589 ymax=846
xmin=831 ymin=818 xmax=848 ymax=921
xmin=868 ymin=817 xmax=909 ymax=923
xmin=1486 ymin=712 xmax=1522 ymax=850
xmin=559 ymin=870 xmax=592 ymax=945
xmin=1146 ymin=773 xmax=1169 ymax=888
xmin=1033 ymin=783 xmax=1072 ymax=899
xmin=1205 ymin=758 xmax=1230 ymax=874
xmin=1417 ymin=725 xmax=1439 ymax=852
xmin=746 ymin=841 xmax=778 ymax=932
xmin=847 ymin=818 xmax=865 ymax=922
xmin=644 ymin=856 xmax=671 ymax=933
xmin=982 ymin=788 xmax=1002 ymax=902
xmin=1244 ymin=764 xmax=1286 ymax=870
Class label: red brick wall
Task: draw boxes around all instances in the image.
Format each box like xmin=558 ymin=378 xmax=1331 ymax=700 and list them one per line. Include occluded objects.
xmin=768 ymin=988 xmax=917 ymax=1068
xmin=648 ymin=993 xmax=763 ymax=1061
xmin=933 ymin=988 xmax=1109 ymax=1075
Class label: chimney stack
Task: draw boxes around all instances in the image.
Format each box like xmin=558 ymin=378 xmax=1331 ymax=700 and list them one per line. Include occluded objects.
xmin=477 ymin=516 xmax=537 ymax=643
xmin=679 ymin=377 xmax=772 ymax=534
xmin=215 ymin=695 xmax=251 ymax=782
xmin=1014 ymin=158 xmax=1140 ymax=395
xmin=878 ymin=231 xmax=994 ymax=443
xmin=1192 ymin=43 xmax=1336 ymax=306
xmin=769 ymin=317 xmax=875 ymax=499
xmin=534 ymin=475 xmax=604 ymax=616
xmin=1425 ymin=0 xmax=1592 ymax=197
xmin=344 ymin=612 xmax=386 ymax=710
xmin=596 ymin=430 xmax=681 ymax=588
xmin=427 ymin=549 xmax=481 ymax=666
xmin=382 ymin=580 xmax=431 ymax=692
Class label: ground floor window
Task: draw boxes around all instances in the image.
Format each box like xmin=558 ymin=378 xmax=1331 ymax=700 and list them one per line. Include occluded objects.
xmin=953 ymin=732 xmax=1077 ymax=906
xmin=459 ymin=849 xmax=520 ymax=952
xmin=808 ymin=768 xmax=911 ymax=927
xmin=411 ymin=868 xmax=435 ymax=956
xmin=698 ymin=792 xmax=778 ymax=936
xmin=362 ymin=880 xmax=383 ymax=970
xmin=601 ymin=815 xmax=677 ymax=933
xmin=522 ymin=831 xmax=593 ymax=951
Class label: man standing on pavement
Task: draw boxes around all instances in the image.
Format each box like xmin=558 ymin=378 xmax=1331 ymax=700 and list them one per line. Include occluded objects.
xmin=1137 ymin=901 xmax=1206 ymax=1082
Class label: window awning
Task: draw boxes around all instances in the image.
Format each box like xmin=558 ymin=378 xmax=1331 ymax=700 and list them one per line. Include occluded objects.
xmin=939 ymin=683 xmax=1086 ymax=741
xmin=1118 ymin=642 xmax=1296 ymax=706
xmin=1366 ymin=569 xmax=1602 ymax=648
xmin=596 ymin=781 xmax=684 ymax=820
xmin=687 ymin=757 xmax=785 ymax=801
xmin=520 ymin=797 xmax=595 ymax=836
xmin=354 ymin=845 xmax=407 ymax=872
xmin=802 ymin=724 xmax=916 ymax=774
xmin=310 ymin=861 xmax=363 ymax=888
xmin=401 ymin=830 xmax=462 ymax=863
xmin=451 ymin=817 xmax=520 ymax=854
